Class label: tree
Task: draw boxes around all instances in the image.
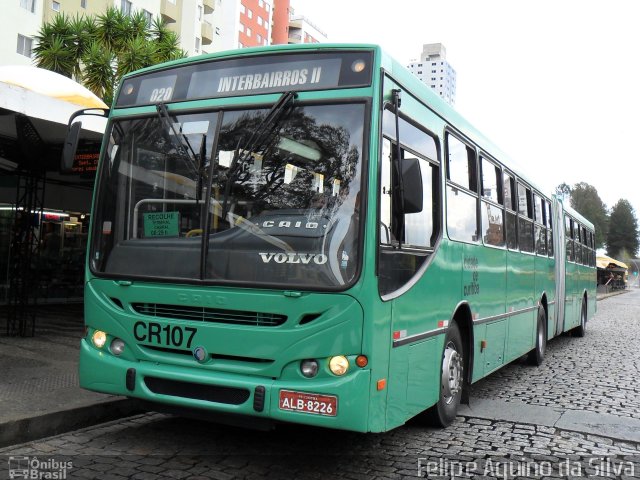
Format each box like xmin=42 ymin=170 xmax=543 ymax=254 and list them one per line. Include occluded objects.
xmin=607 ymin=199 xmax=639 ymax=258
xmin=555 ymin=182 xmax=571 ymax=200
xmin=569 ymin=182 xmax=608 ymax=249
xmin=33 ymin=8 xmax=186 ymax=105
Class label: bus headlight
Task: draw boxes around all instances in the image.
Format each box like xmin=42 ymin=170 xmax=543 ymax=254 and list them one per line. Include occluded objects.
xmin=110 ymin=338 xmax=125 ymax=356
xmin=92 ymin=330 xmax=107 ymax=349
xmin=329 ymin=355 xmax=349 ymax=376
xmin=300 ymin=359 xmax=319 ymax=378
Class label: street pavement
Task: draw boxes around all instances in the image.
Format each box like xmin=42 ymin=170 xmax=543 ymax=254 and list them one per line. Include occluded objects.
xmin=1 ymin=290 xmax=639 ymax=479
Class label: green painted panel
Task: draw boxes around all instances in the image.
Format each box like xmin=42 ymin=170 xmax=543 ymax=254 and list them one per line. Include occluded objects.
xmin=484 ymin=320 xmax=507 ymax=374
xmin=506 ymin=251 xmax=535 ymax=361
xmin=406 ymin=338 xmax=438 ymax=418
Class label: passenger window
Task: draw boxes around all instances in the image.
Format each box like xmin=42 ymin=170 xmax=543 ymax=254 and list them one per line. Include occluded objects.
xmin=533 ymin=194 xmax=544 ymax=224
xmin=448 ymin=185 xmax=479 ymax=243
xmin=506 ymin=211 xmax=518 ymax=250
xmin=566 ymin=217 xmax=574 ymax=262
xmin=547 ymin=202 xmax=554 ymax=257
xmin=481 ymin=157 xmax=500 ymax=204
xmin=503 ymin=173 xmax=515 ymax=210
xmin=517 ymin=183 xmax=533 ymax=252
xmin=446 ymin=135 xmax=478 ymax=243
xmin=517 ymin=183 xmax=531 ymax=217
xmin=482 ymin=202 xmax=505 ymax=247
xmin=447 ymin=135 xmax=477 ymax=192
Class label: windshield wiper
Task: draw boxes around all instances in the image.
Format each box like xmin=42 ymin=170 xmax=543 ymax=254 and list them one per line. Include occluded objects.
xmin=156 ymin=102 xmax=202 ymax=186
xmin=220 ymin=91 xmax=297 ymax=221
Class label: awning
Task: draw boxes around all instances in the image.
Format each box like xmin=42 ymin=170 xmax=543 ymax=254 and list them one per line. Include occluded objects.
xmin=0 ymin=65 xmax=107 ymax=172
xmin=596 ymin=255 xmax=628 ymax=270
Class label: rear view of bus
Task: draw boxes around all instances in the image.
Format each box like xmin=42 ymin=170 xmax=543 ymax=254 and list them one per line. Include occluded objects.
xmin=80 ymin=46 xmax=378 ymax=431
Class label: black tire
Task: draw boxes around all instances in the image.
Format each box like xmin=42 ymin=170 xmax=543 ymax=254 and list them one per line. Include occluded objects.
xmin=573 ymin=297 xmax=587 ymax=337
xmin=426 ymin=322 xmax=464 ymax=427
xmin=527 ymin=307 xmax=546 ymax=366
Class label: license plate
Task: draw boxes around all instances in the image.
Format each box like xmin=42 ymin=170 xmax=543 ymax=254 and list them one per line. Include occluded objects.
xmin=279 ymin=390 xmax=337 ymax=416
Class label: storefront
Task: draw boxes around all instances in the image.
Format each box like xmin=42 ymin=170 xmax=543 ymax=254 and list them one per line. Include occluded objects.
xmin=0 ymin=65 xmax=105 ymax=307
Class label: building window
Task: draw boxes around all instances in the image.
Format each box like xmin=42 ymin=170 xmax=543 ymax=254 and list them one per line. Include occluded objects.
xmin=259 ymin=0 xmax=264 ymax=7
xmin=246 ymin=27 xmax=251 ymax=37
xmin=120 ymin=0 xmax=131 ymax=15
xmin=195 ymin=37 xmax=200 ymax=51
xmin=257 ymin=16 xmax=263 ymax=26
xmin=215 ymin=26 xmax=220 ymax=35
xmin=240 ymin=4 xmax=246 ymax=14
xmin=81 ymin=0 xmax=87 ymax=7
xmin=257 ymin=34 xmax=262 ymax=44
xmin=247 ymin=8 xmax=253 ymax=19
xmin=239 ymin=24 xmax=244 ymax=33
xmin=143 ymin=9 xmax=152 ymax=25
xmin=17 ymin=34 xmax=33 ymax=57
xmin=20 ymin=0 xmax=36 ymax=13
xmin=198 ymin=5 xmax=203 ymax=20
xmin=52 ymin=1 xmax=60 ymax=11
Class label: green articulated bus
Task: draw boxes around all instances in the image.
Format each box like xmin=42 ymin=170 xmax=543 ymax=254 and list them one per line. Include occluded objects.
xmin=68 ymin=44 xmax=597 ymax=433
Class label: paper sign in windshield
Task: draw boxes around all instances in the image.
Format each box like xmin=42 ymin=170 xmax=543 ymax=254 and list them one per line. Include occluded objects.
xmin=143 ymin=212 xmax=180 ymax=237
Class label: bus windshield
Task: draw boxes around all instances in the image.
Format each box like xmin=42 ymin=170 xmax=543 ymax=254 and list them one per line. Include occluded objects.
xmin=90 ymin=101 xmax=366 ymax=289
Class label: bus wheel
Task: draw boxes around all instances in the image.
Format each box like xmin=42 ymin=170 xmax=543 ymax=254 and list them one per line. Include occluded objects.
xmin=426 ymin=322 xmax=464 ymax=427
xmin=573 ymin=298 xmax=587 ymax=337
xmin=527 ymin=307 xmax=546 ymax=366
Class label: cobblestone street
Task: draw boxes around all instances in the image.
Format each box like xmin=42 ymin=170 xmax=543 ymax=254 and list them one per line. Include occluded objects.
xmin=2 ymin=291 xmax=640 ymax=479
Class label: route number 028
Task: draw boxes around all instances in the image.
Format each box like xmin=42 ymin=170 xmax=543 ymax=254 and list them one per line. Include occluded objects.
xmin=149 ymin=87 xmax=173 ymax=102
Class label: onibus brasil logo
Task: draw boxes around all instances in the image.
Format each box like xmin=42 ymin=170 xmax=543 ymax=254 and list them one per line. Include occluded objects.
xmin=8 ymin=456 xmax=72 ymax=479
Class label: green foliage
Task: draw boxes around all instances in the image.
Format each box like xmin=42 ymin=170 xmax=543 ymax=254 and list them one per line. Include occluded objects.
xmin=569 ymin=182 xmax=608 ymax=248
xmin=607 ymin=199 xmax=639 ymax=258
xmin=555 ymin=182 xmax=571 ymax=200
xmin=33 ymin=7 xmax=187 ymax=105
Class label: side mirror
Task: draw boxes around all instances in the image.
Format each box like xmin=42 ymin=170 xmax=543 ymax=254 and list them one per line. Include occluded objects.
xmin=401 ymin=158 xmax=423 ymax=214
xmin=61 ymin=121 xmax=82 ymax=172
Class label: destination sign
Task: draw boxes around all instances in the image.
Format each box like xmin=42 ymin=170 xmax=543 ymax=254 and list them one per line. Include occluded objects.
xmin=187 ymin=58 xmax=341 ymax=98
xmin=116 ymin=51 xmax=373 ymax=107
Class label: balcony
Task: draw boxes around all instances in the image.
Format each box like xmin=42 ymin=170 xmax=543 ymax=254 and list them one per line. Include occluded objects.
xmin=203 ymin=0 xmax=215 ymax=14
xmin=160 ymin=0 xmax=178 ymax=23
xmin=201 ymin=22 xmax=213 ymax=45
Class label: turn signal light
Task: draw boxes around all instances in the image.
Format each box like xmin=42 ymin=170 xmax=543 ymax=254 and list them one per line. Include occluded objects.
xmin=355 ymin=355 xmax=368 ymax=367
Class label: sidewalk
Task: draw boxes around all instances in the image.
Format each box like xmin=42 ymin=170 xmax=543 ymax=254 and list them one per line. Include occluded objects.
xmin=0 ymin=304 xmax=143 ymax=448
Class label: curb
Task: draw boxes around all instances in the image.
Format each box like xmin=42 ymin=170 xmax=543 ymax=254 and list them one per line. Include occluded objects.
xmin=0 ymin=399 xmax=146 ymax=448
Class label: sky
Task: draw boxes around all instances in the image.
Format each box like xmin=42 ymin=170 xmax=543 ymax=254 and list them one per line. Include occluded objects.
xmin=294 ymin=0 xmax=640 ymax=216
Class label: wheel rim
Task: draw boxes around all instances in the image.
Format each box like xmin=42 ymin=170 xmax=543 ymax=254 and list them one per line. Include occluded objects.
xmin=441 ymin=341 xmax=463 ymax=404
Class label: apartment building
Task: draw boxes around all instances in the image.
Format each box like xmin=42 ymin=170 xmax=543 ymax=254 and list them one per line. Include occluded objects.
xmin=272 ymin=0 xmax=326 ymax=45
xmin=3 ymin=0 xmax=326 ymax=68
xmin=407 ymin=43 xmax=457 ymax=106
xmin=2 ymin=1 xmax=45 ymax=66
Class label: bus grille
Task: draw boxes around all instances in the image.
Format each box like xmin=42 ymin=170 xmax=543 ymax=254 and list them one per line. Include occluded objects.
xmin=144 ymin=376 xmax=250 ymax=405
xmin=131 ymin=303 xmax=287 ymax=327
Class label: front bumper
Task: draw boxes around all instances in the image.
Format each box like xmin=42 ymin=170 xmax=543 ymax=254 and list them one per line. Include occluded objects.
xmin=80 ymin=338 xmax=371 ymax=432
